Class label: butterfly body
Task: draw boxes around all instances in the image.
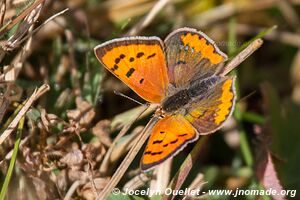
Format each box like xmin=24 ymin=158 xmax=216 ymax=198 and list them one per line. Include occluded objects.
xmin=94 ymin=27 xmax=236 ymax=171
xmin=162 ymin=76 xmax=222 ymax=114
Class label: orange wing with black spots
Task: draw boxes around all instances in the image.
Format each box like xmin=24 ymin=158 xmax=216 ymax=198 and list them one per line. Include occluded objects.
xmin=94 ymin=37 xmax=169 ymax=103
xmin=164 ymin=27 xmax=227 ymax=88
xmin=185 ymin=76 xmax=236 ymax=135
xmin=141 ymin=115 xmax=198 ymax=171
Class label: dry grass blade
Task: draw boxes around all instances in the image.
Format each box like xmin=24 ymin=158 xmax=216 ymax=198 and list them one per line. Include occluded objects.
xmin=163 ymin=137 xmax=208 ymax=200
xmin=96 ymin=116 xmax=160 ymax=200
xmin=276 ymin=0 xmax=300 ymax=31
xmin=220 ymin=39 xmax=263 ymax=76
xmin=0 ymin=93 xmax=9 ymax=123
xmin=150 ymin=159 xmax=171 ymax=192
xmin=13 ymin=8 xmax=69 ymax=48
xmin=189 ymin=0 xmax=300 ymax=28
xmin=0 ymin=0 xmax=45 ymax=36
xmin=127 ymin=0 xmax=171 ymax=36
xmin=64 ymin=180 xmax=84 ymax=200
xmin=0 ymin=84 xmax=50 ymax=145
xmin=0 ymin=0 xmax=6 ymax=27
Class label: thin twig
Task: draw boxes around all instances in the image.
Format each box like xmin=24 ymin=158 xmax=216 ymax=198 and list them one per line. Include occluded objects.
xmin=0 ymin=84 xmax=50 ymax=145
xmin=127 ymin=0 xmax=171 ymax=36
xmin=220 ymin=39 xmax=263 ymax=76
xmin=97 ymin=116 xmax=160 ymax=200
xmin=0 ymin=0 xmax=45 ymax=36
xmin=14 ymin=8 xmax=69 ymax=48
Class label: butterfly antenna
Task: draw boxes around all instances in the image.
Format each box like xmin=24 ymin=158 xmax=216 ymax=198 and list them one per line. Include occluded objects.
xmin=238 ymin=90 xmax=257 ymax=103
xmin=114 ymin=90 xmax=144 ymax=105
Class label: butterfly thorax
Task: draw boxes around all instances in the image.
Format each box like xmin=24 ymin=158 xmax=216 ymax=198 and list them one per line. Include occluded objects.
xmin=161 ymin=76 xmax=221 ymax=114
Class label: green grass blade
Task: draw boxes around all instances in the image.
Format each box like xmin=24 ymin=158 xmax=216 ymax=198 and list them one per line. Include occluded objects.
xmin=0 ymin=117 xmax=25 ymax=200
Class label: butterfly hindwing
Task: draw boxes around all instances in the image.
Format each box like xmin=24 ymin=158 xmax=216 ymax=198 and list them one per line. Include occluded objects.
xmin=141 ymin=115 xmax=198 ymax=171
xmin=185 ymin=76 xmax=236 ymax=134
xmin=164 ymin=27 xmax=227 ymax=88
xmin=94 ymin=37 xmax=169 ymax=103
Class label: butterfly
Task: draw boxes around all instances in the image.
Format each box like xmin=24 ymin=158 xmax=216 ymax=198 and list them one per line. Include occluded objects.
xmin=94 ymin=27 xmax=236 ymax=171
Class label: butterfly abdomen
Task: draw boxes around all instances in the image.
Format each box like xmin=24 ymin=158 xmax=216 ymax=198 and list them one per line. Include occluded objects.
xmin=188 ymin=76 xmax=221 ymax=98
xmin=162 ymin=89 xmax=190 ymax=113
xmin=162 ymin=76 xmax=222 ymax=113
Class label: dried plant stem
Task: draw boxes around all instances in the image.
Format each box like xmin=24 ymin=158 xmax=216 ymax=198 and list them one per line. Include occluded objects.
xmin=0 ymin=0 xmax=6 ymax=27
xmin=14 ymin=8 xmax=69 ymax=47
xmin=97 ymin=116 xmax=160 ymax=200
xmin=64 ymin=180 xmax=84 ymax=200
xmin=0 ymin=84 xmax=50 ymax=145
xmin=127 ymin=0 xmax=171 ymax=36
xmin=220 ymin=39 xmax=263 ymax=76
xmin=99 ymin=104 xmax=151 ymax=174
xmin=276 ymin=0 xmax=300 ymax=32
xmin=163 ymin=137 xmax=208 ymax=200
xmin=190 ymin=0 xmax=300 ymax=28
xmin=0 ymin=0 xmax=45 ymax=36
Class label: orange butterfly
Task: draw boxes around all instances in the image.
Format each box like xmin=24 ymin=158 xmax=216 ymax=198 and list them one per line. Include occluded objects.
xmin=94 ymin=28 xmax=236 ymax=171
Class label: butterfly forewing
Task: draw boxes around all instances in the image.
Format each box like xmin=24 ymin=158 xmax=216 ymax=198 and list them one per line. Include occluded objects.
xmin=141 ymin=115 xmax=198 ymax=171
xmin=164 ymin=27 xmax=227 ymax=88
xmin=94 ymin=37 xmax=169 ymax=103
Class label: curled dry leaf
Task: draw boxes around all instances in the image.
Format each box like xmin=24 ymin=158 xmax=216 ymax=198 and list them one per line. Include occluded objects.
xmin=92 ymin=119 xmax=112 ymax=147
xmin=84 ymin=141 xmax=107 ymax=168
xmin=60 ymin=149 xmax=84 ymax=167
xmin=67 ymin=98 xmax=95 ymax=127
xmin=40 ymin=108 xmax=64 ymax=132
xmin=56 ymin=169 xmax=68 ymax=195
xmin=80 ymin=177 xmax=110 ymax=200
xmin=68 ymin=169 xmax=89 ymax=183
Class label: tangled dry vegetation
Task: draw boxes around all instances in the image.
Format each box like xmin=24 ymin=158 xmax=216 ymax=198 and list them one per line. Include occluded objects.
xmin=0 ymin=0 xmax=300 ymax=200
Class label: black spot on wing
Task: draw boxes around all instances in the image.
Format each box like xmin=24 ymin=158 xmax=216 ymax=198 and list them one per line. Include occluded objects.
xmin=151 ymin=151 xmax=163 ymax=155
xmin=115 ymin=58 xmax=120 ymax=64
xmin=136 ymin=52 xmax=144 ymax=58
xmin=115 ymin=54 xmax=126 ymax=64
xmin=139 ymin=78 xmax=144 ymax=84
xmin=163 ymin=144 xmax=168 ymax=147
xmin=170 ymin=139 xmax=178 ymax=144
xmin=110 ymin=64 xmax=119 ymax=71
xmin=147 ymin=53 xmax=156 ymax=59
xmin=129 ymin=57 xmax=134 ymax=62
xmin=160 ymin=131 xmax=165 ymax=134
xmin=126 ymin=68 xmax=135 ymax=78
xmin=178 ymin=133 xmax=188 ymax=137
xmin=153 ymin=140 xmax=163 ymax=144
